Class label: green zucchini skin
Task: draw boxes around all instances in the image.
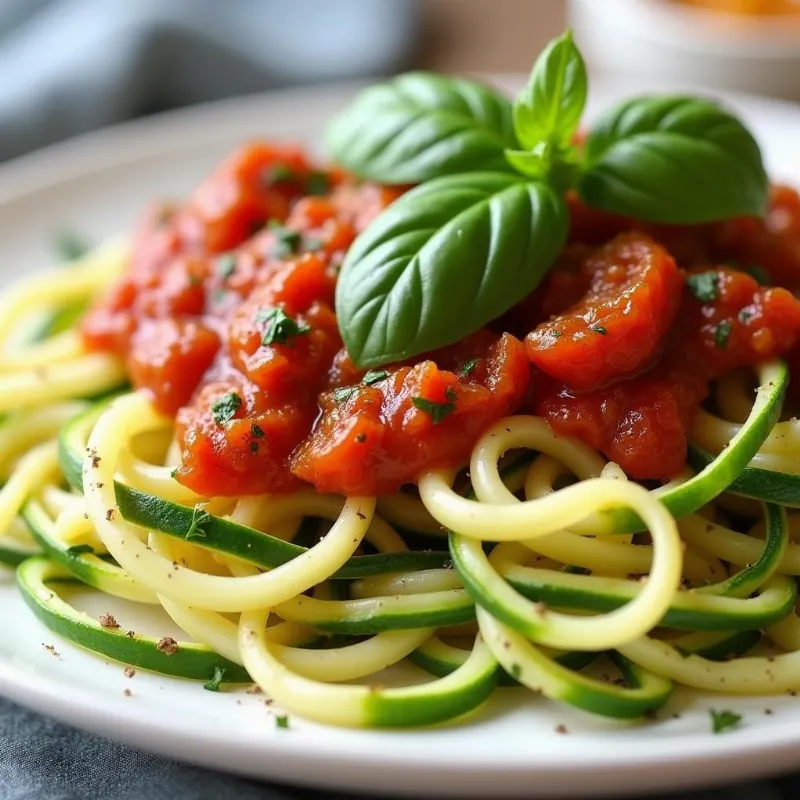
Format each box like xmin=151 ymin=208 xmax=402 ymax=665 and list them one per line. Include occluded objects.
xmin=17 ymin=557 xmax=250 ymax=683
xmin=689 ymin=446 xmax=800 ymax=507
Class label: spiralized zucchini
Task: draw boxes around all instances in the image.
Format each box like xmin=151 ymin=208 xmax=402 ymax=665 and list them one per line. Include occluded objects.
xmin=3 ymin=242 xmax=800 ymax=729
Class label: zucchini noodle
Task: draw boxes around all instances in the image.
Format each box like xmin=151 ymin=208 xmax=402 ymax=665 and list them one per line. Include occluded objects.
xmin=3 ymin=238 xmax=800 ymax=734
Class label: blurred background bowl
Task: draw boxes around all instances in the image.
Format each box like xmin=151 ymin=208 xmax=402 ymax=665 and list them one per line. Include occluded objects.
xmin=569 ymin=0 xmax=800 ymax=101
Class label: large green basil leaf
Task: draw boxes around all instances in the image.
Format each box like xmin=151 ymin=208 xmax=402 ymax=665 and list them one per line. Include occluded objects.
xmin=579 ymin=96 xmax=768 ymax=223
xmin=512 ymin=29 xmax=587 ymax=151
xmin=335 ymin=173 xmax=568 ymax=367
xmin=325 ymin=73 xmax=518 ymax=184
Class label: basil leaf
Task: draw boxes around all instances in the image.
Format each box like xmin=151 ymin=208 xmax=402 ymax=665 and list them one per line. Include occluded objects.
xmin=325 ymin=72 xmax=517 ymax=183
xmin=580 ymin=96 xmax=768 ymax=223
xmin=513 ymin=29 xmax=587 ymax=150
xmin=336 ymin=172 xmax=567 ymax=367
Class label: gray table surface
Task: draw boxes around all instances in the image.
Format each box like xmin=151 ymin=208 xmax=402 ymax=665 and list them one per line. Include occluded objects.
xmin=0 ymin=695 xmax=792 ymax=800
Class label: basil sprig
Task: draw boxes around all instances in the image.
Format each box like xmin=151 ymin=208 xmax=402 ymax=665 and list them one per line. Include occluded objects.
xmin=325 ymin=72 xmax=517 ymax=183
xmin=579 ymin=96 xmax=768 ymax=223
xmin=506 ymin=28 xmax=586 ymax=185
xmin=337 ymin=174 xmax=566 ymax=366
xmin=329 ymin=30 xmax=769 ymax=368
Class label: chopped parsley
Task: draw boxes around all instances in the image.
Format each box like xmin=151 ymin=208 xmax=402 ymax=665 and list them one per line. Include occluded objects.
xmin=333 ymin=386 xmax=357 ymax=404
xmin=170 ymin=467 xmax=178 ymax=479
xmin=412 ymin=387 xmax=457 ymax=424
xmin=185 ymin=504 xmax=210 ymax=540
xmin=458 ymin=358 xmax=479 ymax=378
xmin=203 ymin=666 xmax=225 ymax=692
xmin=275 ymin=714 xmax=290 ymax=729
xmin=216 ymin=253 xmax=236 ymax=280
xmin=589 ymin=324 xmax=607 ymax=335
xmin=256 ymin=308 xmax=311 ymax=346
xmin=710 ymin=709 xmax=742 ymax=734
xmin=268 ymin=221 xmax=301 ymax=257
xmin=714 ymin=319 xmax=732 ymax=350
xmin=251 ymin=424 xmax=265 ymax=438
xmin=739 ymin=307 xmax=755 ymax=323
xmin=550 ymin=330 xmax=562 ymax=339
xmin=53 ymin=230 xmax=90 ymax=262
xmin=305 ymin=172 xmax=329 ymax=196
xmin=264 ymin=164 xmax=296 ymax=186
xmin=363 ymin=370 xmax=389 ymax=386
xmin=686 ymin=271 xmax=719 ymax=303
xmin=211 ymin=392 xmax=242 ymax=425
xmin=304 ymin=237 xmax=325 ymax=251
xmin=65 ymin=543 xmax=94 ymax=556
xmin=249 ymin=441 xmax=259 ymax=454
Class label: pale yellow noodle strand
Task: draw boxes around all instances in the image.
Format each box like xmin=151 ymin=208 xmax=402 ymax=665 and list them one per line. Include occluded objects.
xmin=84 ymin=392 xmax=376 ymax=611
xmin=0 ymin=442 xmax=60 ymax=537
xmin=0 ymin=354 xmax=126 ymax=413
xmin=116 ymin=453 xmax=206 ymax=507
xmin=39 ymin=485 xmax=80 ymax=517
xmin=692 ymin=407 xmax=800 ymax=460
xmin=0 ymin=330 xmax=85 ymax=374
xmin=257 ymin=491 xmax=406 ymax=553
xmin=680 ymin=514 xmax=800 ymax=574
xmin=713 ymin=369 xmax=756 ymax=424
xmin=0 ymin=238 xmax=127 ymax=346
xmin=765 ymin=612 xmax=800 ymax=651
xmin=376 ymin=492 xmax=444 ymax=536
xmin=618 ymin=636 xmax=800 ymax=693
xmin=350 ymin=569 xmax=463 ymax=599
xmin=157 ymin=596 xmax=316 ymax=664
xmin=0 ymin=402 xmax=87 ymax=478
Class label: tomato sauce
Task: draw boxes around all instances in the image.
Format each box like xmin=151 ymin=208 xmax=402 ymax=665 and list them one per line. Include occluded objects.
xmin=82 ymin=142 xmax=800 ymax=494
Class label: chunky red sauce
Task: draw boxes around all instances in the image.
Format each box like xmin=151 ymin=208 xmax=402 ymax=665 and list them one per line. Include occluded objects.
xmin=82 ymin=143 xmax=800 ymax=494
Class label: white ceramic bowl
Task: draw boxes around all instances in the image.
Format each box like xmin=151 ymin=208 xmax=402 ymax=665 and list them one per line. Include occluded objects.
xmin=568 ymin=0 xmax=800 ymax=101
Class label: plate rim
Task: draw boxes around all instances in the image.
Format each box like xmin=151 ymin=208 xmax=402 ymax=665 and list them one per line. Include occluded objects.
xmin=3 ymin=78 xmax=800 ymax=798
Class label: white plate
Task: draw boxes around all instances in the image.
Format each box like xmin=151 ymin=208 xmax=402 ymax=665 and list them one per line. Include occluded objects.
xmin=1 ymin=78 xmax=800 ymax=799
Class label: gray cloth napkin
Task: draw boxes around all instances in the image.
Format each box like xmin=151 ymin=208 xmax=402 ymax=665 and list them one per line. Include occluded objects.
xmin=0 ymin=696 xmax=790 ymax=800
xmin=0 ymin=0 xmax=418 ymax=162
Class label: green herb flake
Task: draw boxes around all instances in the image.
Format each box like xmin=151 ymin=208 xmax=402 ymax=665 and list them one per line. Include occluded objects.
xmin=217 ymin=253 xmax=236 ymax=280
xmin=170 ymin=467 xmax=178 ymax=479
xmin=256 ymin=308 xmax=311 ymax=346
xmin=363 ymin=370 xmax=389 ymax=386
xmin=268 ymin=221 xmax=302 ymax=257
xmin=251 ymin=424 xmax=265 ymax=438
xmin=65 ymin=544 xmax=95 ymax=556
xmin=275 ymin=714 xmax=290 ymax=729
xmin=589 ymin=324 xmax=607 ymax=335
xmin=715 ymin=320 xmax=733 ymax=350
xmin=304 ymin=237 xmax=325 ymax=252
xmin=185 ymin=504 xmax=210 ymax=540
xmin=710 ymin=709 xmax=742 ymax=734
xmin=264 ymin=164 xmax=297 ymax=186
xmin=458 ymin=358 xmax=479 ymax=378
xmin=306 ymin=172 xmax=329 ymax=196
xmin=550 ymin=330 xmax=562 ymax=339
xmin=739 ymin=308 xmax=755 ymax=323
xmin=211 ymin=392 xmax=242 ymax=425
xmin=53 ymin=230 xmax=90 ymax=262
xmin=203 ymin=666 xmax=225 ymax=692
xmin=412 ymin=387 xmax=457 ymax=424
xmin=510 ymin=663 xmax=522 ymax=679
xmin=686 ymin=271 xmax=719 ymax=303
xmin=333 ymin=386 xmax=357 ymax=404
